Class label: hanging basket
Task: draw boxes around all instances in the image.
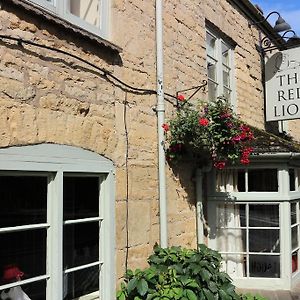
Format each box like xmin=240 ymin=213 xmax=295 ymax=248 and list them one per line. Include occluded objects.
xmin=163 ymin=97 xmax=254 ymax=169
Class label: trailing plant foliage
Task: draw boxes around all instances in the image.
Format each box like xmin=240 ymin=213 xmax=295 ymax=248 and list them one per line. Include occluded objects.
xmin=163 ymin=97 xmax=254 ymax=169
xmin=116 ymin=244 xmax=241 ymax=300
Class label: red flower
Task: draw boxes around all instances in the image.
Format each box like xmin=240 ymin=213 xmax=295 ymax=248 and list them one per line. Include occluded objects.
xmin=248 ymin=131 xmax=254 ymax=140
xmin=220 ymin=112 xmax=232 ymax=119
xmin=242 ymin=147 xmax=254 ymax=157
xmin=240 ymin=157 xmax=250 ymax=165
xmin=177 ymin=94 xmax=186 ymax=102
xmin=199 ymin=118 xmax=209 ymax=126
xmin=240 ymin=125 xmax=251 ymax=132
xmin=231 ymin=135 xmax=241 ymax=143
xmin=240 ymin=147 xmax=253 ymax=165
xmin=162 ymin=123 xmax=169 ymax=132
xmin=240 ymin=132 xmax=247 ymax=140
xmin=214 ymin=161 xmax=226 ymax=169
xmin=226 ymin=122 xmax=234 ymax=128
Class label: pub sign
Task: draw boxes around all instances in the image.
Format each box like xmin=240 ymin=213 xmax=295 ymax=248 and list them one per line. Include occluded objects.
xmin=265 ymin=47 xmax=300 ymax=121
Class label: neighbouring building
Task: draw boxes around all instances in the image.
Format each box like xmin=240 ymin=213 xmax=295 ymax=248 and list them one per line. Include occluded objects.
xmin=0 ymin=0 xmax=300 ymax=299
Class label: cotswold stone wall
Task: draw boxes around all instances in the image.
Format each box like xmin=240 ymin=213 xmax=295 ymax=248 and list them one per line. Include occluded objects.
xmin=0 ymin=0 xmax=298 ymax=283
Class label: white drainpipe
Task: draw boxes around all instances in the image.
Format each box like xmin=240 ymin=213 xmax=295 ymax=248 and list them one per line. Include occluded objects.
xmin=155 ymin=0 xmax=168 ymax=248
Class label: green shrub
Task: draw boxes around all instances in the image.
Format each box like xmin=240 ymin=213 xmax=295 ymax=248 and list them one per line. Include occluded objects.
xmin=116 ymin=244 xmax=241 ymax=300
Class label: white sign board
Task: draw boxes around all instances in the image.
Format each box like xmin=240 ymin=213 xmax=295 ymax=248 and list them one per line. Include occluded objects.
xmin=265 ymin=48 xmax=300 ymax=121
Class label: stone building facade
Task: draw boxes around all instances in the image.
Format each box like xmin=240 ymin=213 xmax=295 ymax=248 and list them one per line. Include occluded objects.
xmin=0 ymin=0 xmax=300 ymax=299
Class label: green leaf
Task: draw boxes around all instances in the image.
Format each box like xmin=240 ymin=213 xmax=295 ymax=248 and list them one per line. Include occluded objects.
xmin=200 ymin=268 xmax=212 ymax=282
xmin=173 ymin=287 xmax=183 ymax=297
xmin=186 ymin=280 xmax=199 ymax=289
xmin=186 ymin=289 xmax=198 ymax=300
xmin=219 ymin=289 xmax=231 ymax=300
xmin=208 ymin=281 xmax=218 ymax=293
xmin=137 ymin=278 xmax=149 ymax=296
xmin=116 ymin=291 xmax=126 ymax=300
xmin=203 ymin=288 xmax=215 ymax=300
xmin=127 ymin=277 xmax=138 ymax=294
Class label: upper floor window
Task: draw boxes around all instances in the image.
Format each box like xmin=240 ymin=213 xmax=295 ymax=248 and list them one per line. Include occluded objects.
xmin=206 ymin=29 xmax=235 ymax=103
xmin=28 ymin=0 xmax=109 ymax=39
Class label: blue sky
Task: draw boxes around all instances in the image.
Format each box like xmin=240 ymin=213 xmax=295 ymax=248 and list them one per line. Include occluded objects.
xmin=251 ymin=0 xmax=300 ymax=34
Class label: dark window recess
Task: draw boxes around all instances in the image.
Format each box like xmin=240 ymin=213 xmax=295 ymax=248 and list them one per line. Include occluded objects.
xmin=249 ymin=229 xmax=280 ymax=253
xmin=237 ymin=170 xmax=246 ymax=192
xmin=291 ymin=202 xmax=297 ymax=225
xmin=290 ymin=169 xmax=296 ymax=191
xmin=249 ymin=255 xmax=280 ymax=278
xmin=63 ymin=265 xmax=99 ymax=299
xmin=0 ymin=176 xmax=47 ymax=228
xmin=63 ymin=222 xmax=99 ymax=269
xmin=239 ymin=204 xmax=246 ymax=227
xmin=248 ymin=169 xmax=278 ymax=192
xmin=249 ymin=204 xmax=279 ymax=227
xmin=63 ymin=177 xmax=99 ymax=220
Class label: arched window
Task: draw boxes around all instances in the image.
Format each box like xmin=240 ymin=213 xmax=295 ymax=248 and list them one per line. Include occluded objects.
xmin=0 ymin=144 xmax=115 ymax=300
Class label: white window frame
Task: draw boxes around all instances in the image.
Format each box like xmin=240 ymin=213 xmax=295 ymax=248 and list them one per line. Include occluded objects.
xmin=204 ymin=163 xmax=300 ymax=290
xmin=27 ymin=0 xmax=110 ymax=39
xmin=0 ymin=144 xmax=115 ymax=300
xmin=206 ymin=28 xmax=236 ymax=108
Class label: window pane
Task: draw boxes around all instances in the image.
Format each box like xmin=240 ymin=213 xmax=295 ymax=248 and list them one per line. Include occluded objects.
xmin=292 ymin=252 xmax=298 ymax=273
xmin=64 ymin=177 xmax=99 ymax=220
xmin=249 ymin=205 xmax=279 ymax=227
xmin=0 ymin=230 xmax=46 ymax=282
xmin=0 ymin=176 xmax=47 ymax=228
xmin=206 ymin=32 xmax=216 ymax=57
xmin=239 ymin=205 xmax=246 ymax=227
xmin=67 ymin=0 xmax=101 ymax=27
xmin=207 ymin=60 xmax=217 ymax=81
xmin=217 ymin=204 xmax=246 ymax=228
xmin=248 ymin=169 xmax=278 ymax=192
xmin=249 ymin=255 xmax=280 ymax=278
xmin=216 ymin=229 xmax=246 ymax=251
xmin=216 ymin=169 xmax=239 ymax=193
xmin=64 ymin=265 xmax=99 ymax=300
xmin=64 ymin=222 xmax=99 ymax=269
xmin=291 ymin=202 xmax=297 ymax=225
xmin=222 ymin=42 xmax=230 ymax=66
xmin=223 ymin=87 xmax=231 ymax=101
xmin=208 ymin=80 xmax=217 ymax=101
xmin=297 ymin=169 xmax=300 ymax=190
xmin=237 ymin=170 xmax=246 ymax=192
xmin=290 ymin=169 xmax=296 ymax=191
xmin=249 ymin=229 xmax=280 ymax=253
xmin=292 ymin=226 xmax=298 ymax=250
xmin=221 ymin=253 xmax=246 ymax=277
xmin=223 ymin=66 xmax=230 ymax=88
xmin=2 ymin=280 xmax=47 ymax=300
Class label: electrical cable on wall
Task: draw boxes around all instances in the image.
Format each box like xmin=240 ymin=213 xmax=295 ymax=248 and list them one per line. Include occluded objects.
xmin=0 ymin=35 xmax=179 ymax=106
xmin=0 ymin=35 xmax=208 ymax=105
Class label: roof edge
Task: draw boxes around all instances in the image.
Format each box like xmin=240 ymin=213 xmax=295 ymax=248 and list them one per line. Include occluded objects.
xmin=228 ymin=0 xmax=286 ymax=49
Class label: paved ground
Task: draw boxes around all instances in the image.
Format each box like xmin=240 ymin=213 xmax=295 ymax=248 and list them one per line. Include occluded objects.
xmin=237 ymin=286 xmax=300 ymax=300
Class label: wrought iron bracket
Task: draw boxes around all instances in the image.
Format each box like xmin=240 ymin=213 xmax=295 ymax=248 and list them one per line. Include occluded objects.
xmin=175 ymin=79 xmax=208 ymax=108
